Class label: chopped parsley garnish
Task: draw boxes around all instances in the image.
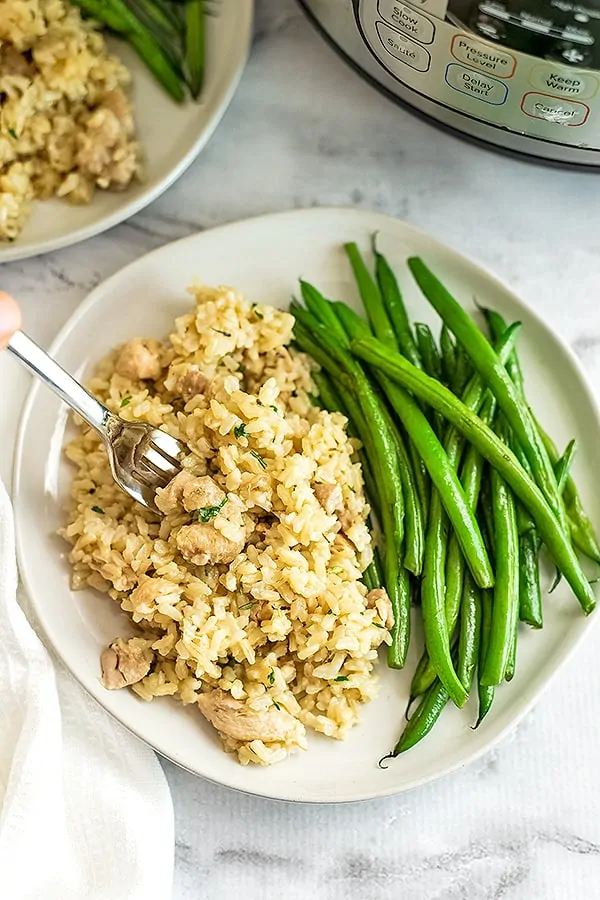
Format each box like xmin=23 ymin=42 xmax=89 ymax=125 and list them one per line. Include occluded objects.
xmin=212 ymin=328 xmax=231 ymax=337
xmin=268 ymin=669 xmax=275 ymax=685
xmin=250 ymin=450 xmax=267 ymax=469
xmin=8 ymin=128 xmax=17 ymax=140
xmin=269 ymin=405 xmax=278 ymax=413
xmin=91 ymin=505 xmax=104 ymax=515
xmin=251 ymin=304 xmax=264 ymax=320
xmin=234 ymin=423 xmax=248 ymax=439
xmin=193 ymin=497 xmax=228 ymax=523
xmin=272 ymin=700 xmax=281 ymax=711
xmin=334 ymin=675 xmax=349 ymax=682
xmin=120 ymin=396 xmax=132 ymax=408
xmin=238 ymin=601 xmax=256 ymax=611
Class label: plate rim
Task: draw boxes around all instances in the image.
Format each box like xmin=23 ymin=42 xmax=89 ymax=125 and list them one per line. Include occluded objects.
xmin=12 ymin=206 xmax=600 ymax=803
xmin=0 ymin=1 xmax=253 ymax=264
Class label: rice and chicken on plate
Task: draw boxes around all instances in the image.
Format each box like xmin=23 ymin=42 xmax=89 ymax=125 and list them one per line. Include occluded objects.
xmin=0 ymin=0 xmax=140 ymax=241
xmin=61 ymin=283 xmax=393 ymax=766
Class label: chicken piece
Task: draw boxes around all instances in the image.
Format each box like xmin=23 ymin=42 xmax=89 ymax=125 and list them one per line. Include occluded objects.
xmin=182 ymin=475 xmax=225 ymax=514
xmin=313 ymin=482 xmax=344 ymax=515
xmin=115 ymin=338 xmax=161 ymax=381
xmin=175 ymin=367 xmax=209 ymax=401
xmin=155 ymin=470 xmax=197 ymax=515
xmin=100 ymin=89 xmax=134 ymax=137
xmin=176 ymin=522 xmax=244 ymax=566
xmin=338 ymin=509 xmax=357 ymax=535
xmin=198 ymin=689 xmax=299 ymax=743
xmin=366 ymin=588 xmax=394 ymax=630
xmin=0 ymin=46 xmax=33 ymax=78
xmin=100 ymin=637 xmax=153 ymax=690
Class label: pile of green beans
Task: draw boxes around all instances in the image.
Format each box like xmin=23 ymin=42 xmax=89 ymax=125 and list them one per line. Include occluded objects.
xmin=290 ymin=240 xmax=599 ymax=758
xmin=70 ymin=0 xmax=207 ymax=101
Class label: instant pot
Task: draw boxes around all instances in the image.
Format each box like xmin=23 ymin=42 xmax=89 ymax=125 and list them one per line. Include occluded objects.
xmin=299 ymin=0 xmax=600 ymax=165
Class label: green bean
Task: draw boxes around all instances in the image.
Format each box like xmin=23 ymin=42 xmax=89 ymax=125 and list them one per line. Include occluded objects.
xmin=415 ymin=323 xmax=444 ymax=435
xmin=332 ymin=301 xmax=371 ymax=342
xmin=392 ymin=677 xmax=450 ymax=754
xmin=415 ymin=324 xmax=442 ymax=381
xmin=366 ymin=251 xmax=430 ymax=522
xmin=373 ymin=545 xmax=384 ymax=587
xmin=540 ymin=428 xmax=600 ymax=564
xmin=387 ymin=561 xmax=412 ymax=670
xmin=70 ymin=0 xmax=136 ymax=30
xmin=408 ymin=258 xmax=568 ymax=534
xmin=556 ymin=440 xmax=577 ymax=493
xmin=126 ymin=0 xmax=183 ymax=56
xmin=408 ymin=331 xmax=517 ymax=700
xmin=333 ymin=281 xmax=425 ymax=576
xmin=362 ymin=563 xmax=375 ymax=591
xmin=452 ymin=342 xmax=472 ymax=396
xmin=352 ymin=336 xmax=596 ymax=614
xmin=458 ymin=573 xmax=481 ymax=691
xmin=517 ymin=440 xmax=577 ymax=620
xmin=421 ymin=488 xmax=467 ymax=707
xmin=373 ymin=244 xmax=422 ymax=368
xmin=440 ymin=325 xmax=456 ymax=386
xmin=478 ymin=479 xmax=496 ymax=561
xmin=311 ymin=370 xmax=344 ymax=415
xmin=518 ymin=530 xmax=542 ymax=628
xmin=411 ymin=391 xmax=497 ymax=699
xmin=345 ymin=243 xmax=397 ymax=349
xmin=505 ymin=614 xmax=518 ymax=682
xmin=410 ymin=443 xmax=430 ymax=531
xmin=483 ymin=308 xmax=524 ymax=392
xmin=300 ymin=282 xmax=348 ymax=343
xmin=380 ymin=376 xmax=493 ymax=590
xmin=184 ymin=0 xmax=205 ymax=99
xmin=475 ymin=590 xmax=495 ymax=727
xmin=481 ymin=419 xmax=520 ymax=687
xmin=365 ymin=559 xmax=382 ymax=590
xmin=389 ymin=419 xmax=425 ymax=576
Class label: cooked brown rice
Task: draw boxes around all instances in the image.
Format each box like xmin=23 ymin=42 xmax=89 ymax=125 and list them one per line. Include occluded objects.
xmin=1 ymin=0 xmax=140 ymax=240
xmin=61 ymin=283 xmax=392 ymax=765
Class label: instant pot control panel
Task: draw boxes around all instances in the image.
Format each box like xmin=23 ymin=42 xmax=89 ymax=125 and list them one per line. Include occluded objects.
xmin=354 ymin=0 xmax=600 ymax=148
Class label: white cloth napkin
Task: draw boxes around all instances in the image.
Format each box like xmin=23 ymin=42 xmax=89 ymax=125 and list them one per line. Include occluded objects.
xmin=0 ymin=479 xmax=174 ymax=900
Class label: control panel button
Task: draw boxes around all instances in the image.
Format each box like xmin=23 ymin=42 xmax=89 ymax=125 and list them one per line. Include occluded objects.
xmin=451 ymin=34 xmax=516 ymax=78
xmin=377 ymin=0 xmax=435 ymax=44
xmin=375 ymin=21 xmax=431 ymax=71
xmin=445 ymin=63 xmax=509 ymax=105
xmin=521 ymin=92 xmax=590 ymax=126
xmin=530 ymin=64 xmax=598 ymax=100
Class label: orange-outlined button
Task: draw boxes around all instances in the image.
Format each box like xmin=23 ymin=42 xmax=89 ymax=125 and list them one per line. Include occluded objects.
xmin=521 ymin=92 xmax=590 ymax=126
xmin=451 ymin=34 xmax=516 ymax=78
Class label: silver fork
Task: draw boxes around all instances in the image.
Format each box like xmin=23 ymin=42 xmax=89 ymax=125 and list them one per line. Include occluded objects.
xmin=2 ymin=296 xmax=186 ymax=513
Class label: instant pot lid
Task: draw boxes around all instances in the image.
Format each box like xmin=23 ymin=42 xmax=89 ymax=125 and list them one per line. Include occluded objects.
xmin=299 ymin=0 xmax=600 ymax=167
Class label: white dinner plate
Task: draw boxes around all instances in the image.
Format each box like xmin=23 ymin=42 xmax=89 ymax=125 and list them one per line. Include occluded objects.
xmin=13 ymin=208 xmax=600 ymax=802
xmin=0 ymin=2 xmax=252 ymax=263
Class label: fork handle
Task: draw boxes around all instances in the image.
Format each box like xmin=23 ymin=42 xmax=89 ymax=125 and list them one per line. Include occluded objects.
xmin=7 ymin=330 xmax=110 ymax=434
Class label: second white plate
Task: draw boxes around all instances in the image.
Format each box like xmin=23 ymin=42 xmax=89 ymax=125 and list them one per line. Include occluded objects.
xmin=0 ymin=2 xmax=253 ymax=263
xmin=12 ymin=208 xmax=600 ymax=802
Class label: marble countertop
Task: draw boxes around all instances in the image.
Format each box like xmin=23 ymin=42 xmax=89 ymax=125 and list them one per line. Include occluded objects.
xmin=4 ymin=1 xmax=600 ymax=896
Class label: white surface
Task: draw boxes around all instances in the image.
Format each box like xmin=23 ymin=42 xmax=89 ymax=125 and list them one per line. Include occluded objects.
xmin=12 ymin=207 xmax=600 ymax=804
xmin=0 ymin=483 xmax=173 ymax=899
xmin=3 ymin=0 xmax=600 ymax=893
xmin=0 ymin=2 xmax=253 ymax=263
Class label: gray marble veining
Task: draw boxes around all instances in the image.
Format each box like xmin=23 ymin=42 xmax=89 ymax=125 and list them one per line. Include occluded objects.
xmin=3 ymin=1 xmax=600 ymax=897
